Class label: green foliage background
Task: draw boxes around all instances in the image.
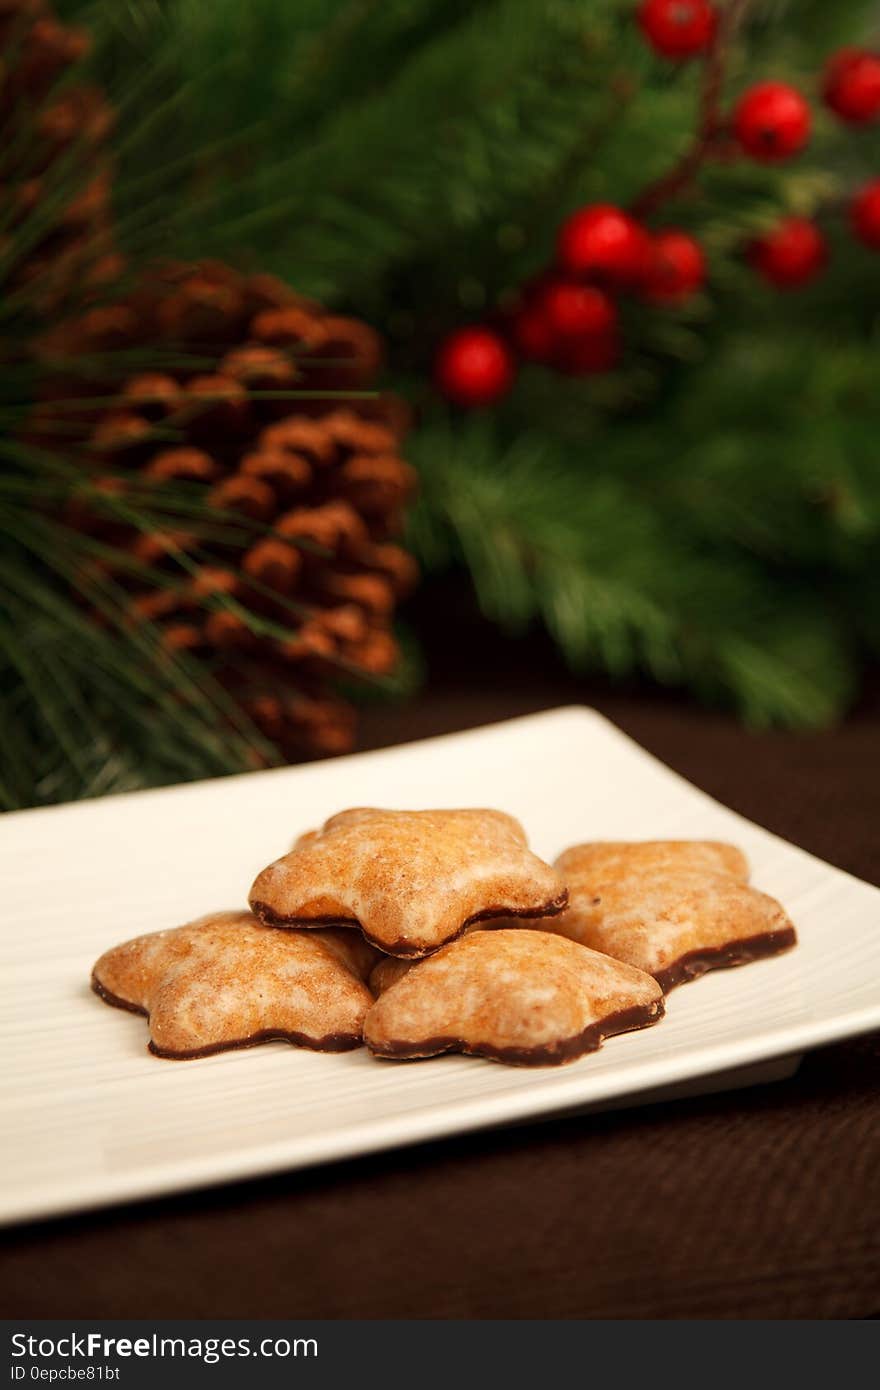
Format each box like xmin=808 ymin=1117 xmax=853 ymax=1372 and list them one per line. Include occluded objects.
xmin=6 ymin=0 xmax=880 ymax=805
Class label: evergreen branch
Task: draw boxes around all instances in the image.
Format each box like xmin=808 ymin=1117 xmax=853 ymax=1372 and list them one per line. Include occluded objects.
xmin=408 ymin=413 xmax=858 ymax=730
xmin=631 ymin=0 xmax=754 ymax=219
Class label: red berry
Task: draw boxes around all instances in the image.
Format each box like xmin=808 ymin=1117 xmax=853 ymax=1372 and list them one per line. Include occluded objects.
xmin=641 ymin=229 xmax=706 ymax=302
xmin=748 ymin=218 xmax=827 ymax=288
xmin=540 ymin=279 xmax=618 ymax=338
xmin=851 ymin=179 xmax=880 ymax=248
xmin=557 ymin=204 xmax=650 ymax=287
xmin=637 ymin=0 xmax=716 ymax=59
xmin=556 ymin=332 xmax=621 ymax=376
xmin=824 ymin=49 xmax=880 ymax=124
xmin=733 ymin=82 xmax=812 ymax=162
xmin=434 ymin=326 xmax=516 ymax=407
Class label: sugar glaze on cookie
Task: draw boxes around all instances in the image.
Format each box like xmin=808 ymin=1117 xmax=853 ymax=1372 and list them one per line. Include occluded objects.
xmin=250 ymin=808 xmax=568 ymax=958
xmin=364 ymin=929 xmax=664 ymax=1066
xmin=551 ymin=840 xmax=796 ymax=991
xmin=91 ymin=910 xmax=377 ymax=1058
xmin=555 ymin=839 xmax=750 ymax=888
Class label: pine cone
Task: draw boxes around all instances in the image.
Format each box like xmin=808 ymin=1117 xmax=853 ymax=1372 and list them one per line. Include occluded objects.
xmin=0 ymin=0 xmax=118 ymax=315
xmin=36 ymin=261 xmax=418 ymax=761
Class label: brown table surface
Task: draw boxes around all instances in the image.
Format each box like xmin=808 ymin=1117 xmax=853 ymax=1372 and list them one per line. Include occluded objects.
xmin=2 ymin=612 xmax=879 ymax=1320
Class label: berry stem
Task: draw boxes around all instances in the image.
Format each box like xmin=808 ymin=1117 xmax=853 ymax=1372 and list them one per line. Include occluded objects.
xmin=631 ymin=0 xmax=753 ymax=218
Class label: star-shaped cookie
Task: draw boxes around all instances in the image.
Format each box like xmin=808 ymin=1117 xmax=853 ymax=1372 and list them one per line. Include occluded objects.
xmin=550 ymin=840 xmax=796 ymax=991
xmin=249 ymin=808 xmax=568 ymax=957
xmin=364 ymin=929 xmax=664 ymax=1065
xmin=91 ymin=910 xmax=377 ymax=1058
xmin=556 ymin=840 xmax=750 ymax=886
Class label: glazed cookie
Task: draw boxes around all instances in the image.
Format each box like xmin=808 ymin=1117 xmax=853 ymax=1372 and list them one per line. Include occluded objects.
xmin=555 ymin=839 xmax=749 ymax=888
xmin=91 ymin=910 xmax=377 ymax=1058
xmin=550 ymin=841 xmax=796 ymax=991
xmin=250 ymin=808 xmax=567 ymax=957
xmin=364 ymin=929 xmax=664 ymax=1065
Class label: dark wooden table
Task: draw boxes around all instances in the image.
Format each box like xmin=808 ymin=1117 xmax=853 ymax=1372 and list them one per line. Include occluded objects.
xmin=3 ymin=615 xmax=878 ymax=1319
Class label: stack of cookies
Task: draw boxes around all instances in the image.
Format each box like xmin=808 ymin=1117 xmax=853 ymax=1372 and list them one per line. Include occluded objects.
xmin=92 ymin=808 xmax=797 ymax=1067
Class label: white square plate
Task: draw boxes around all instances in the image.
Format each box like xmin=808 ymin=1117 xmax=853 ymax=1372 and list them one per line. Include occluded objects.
xmin=3 ymin=706 xmax=878 ymax=1225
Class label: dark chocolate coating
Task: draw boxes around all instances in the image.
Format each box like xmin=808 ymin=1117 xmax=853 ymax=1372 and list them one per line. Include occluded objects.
xmin=653 ymin=926 xmax=798 ymax=993
xmin=250 ymin=889 xmax=570 ymax=958
xmin=368 ymin=997 xmax=665 ymax=1066
xmin=91 ymin=974 xmax=363 ymax=1059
